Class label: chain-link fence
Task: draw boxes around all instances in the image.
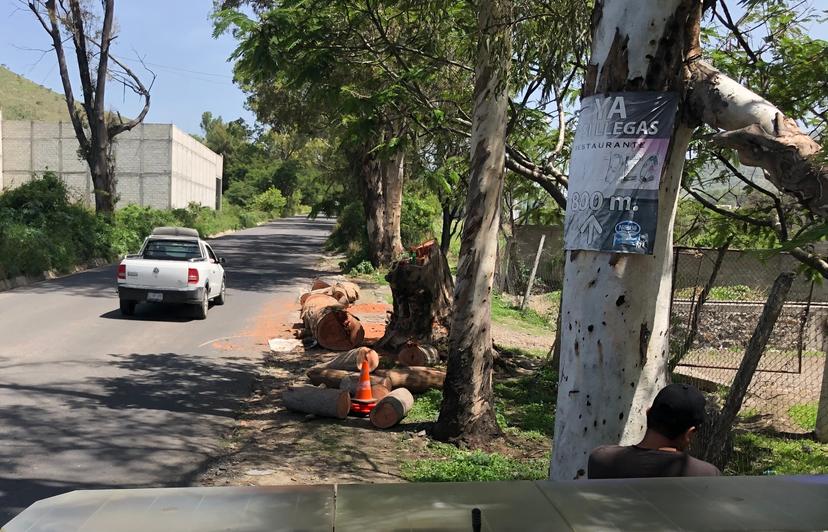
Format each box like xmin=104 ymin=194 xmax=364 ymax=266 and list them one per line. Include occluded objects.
xmin=670 ymin=246 xmax=828 ymax=473
xmin=495 ymin=232 xmax=828 ymax=472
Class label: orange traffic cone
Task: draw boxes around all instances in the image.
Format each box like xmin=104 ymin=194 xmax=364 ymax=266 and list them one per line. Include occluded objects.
xmin=350 ymin=358 xmax=378 ymax=416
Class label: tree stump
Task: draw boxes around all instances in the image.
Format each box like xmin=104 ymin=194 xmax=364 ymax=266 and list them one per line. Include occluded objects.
xmin=282 ymin=385 xmax=350 ymax=419
xmin=301 ymin=294 xmax=365 ymax=350
xmin=376 ymin=240 xmax=454 ymax=353
xmin=370 ymin=388 xmax=415 ymax=428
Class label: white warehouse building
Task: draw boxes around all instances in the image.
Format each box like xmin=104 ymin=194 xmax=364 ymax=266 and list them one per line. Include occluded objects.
xmin=0 ymin=112 xmax=223 ymax=209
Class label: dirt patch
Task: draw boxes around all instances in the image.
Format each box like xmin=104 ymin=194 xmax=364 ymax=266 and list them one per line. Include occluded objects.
xmin=350 ymin=303 xmax=390 ymax=315
xmin=199 ymin=288 xmax=408 ymax=487
xmin=491 ymin=324 xmax=555 ymax=354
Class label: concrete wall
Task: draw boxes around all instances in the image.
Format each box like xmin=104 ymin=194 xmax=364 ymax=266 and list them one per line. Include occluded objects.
xmin=170 ymin=126 xmax=223 ymax=209
xmin=0 ymin=116 xmax=222 ymax=210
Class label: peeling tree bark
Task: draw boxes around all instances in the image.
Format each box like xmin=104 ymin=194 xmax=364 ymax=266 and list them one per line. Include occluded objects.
xmin=688 ymin=62 xmax=827 ymax=219
xmin=433 ymin=0 xmax=511 ymax=445
xmin=550 ymin=0 xmax=701 ymax=480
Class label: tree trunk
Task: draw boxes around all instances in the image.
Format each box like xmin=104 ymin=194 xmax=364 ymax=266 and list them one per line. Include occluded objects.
xmin=695 ymin=272 xmax=795 ymax=469
xmin=376 ymin=240 xmax=454 ymax=353
xmin=441 ymin=203 xmax=455 ymax=256
xmin=382 ymin=148 xmax=405 ymax=263
xmin=370 ymin=388 xmax=416 ymax=429
xmin=89 ymin=149 xmax=118 ymax=214
xmin=688 ymin=62 xmax=827 ymax=220
xmin=362 ymin=149 xmax=386 ymax=267
xmin=550 ymin=0 xmax=702 ymax=480
xmin=282 ymin=385 xmax=351 ymax=419
xmin=432 ymin=0 xmax=512 ymax=446
xmin=376 ymin=367 xmax=446 ymax=394
xmin=817 ymin=319 xmax=828 ymax=443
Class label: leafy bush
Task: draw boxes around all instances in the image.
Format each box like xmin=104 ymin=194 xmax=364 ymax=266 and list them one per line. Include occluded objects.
xmin=0 ymin=174 xmax=277 ymax=281
xmin=400 ymin=194 xmax=439 ymax=247
xmin=252 ymin=187 xmax=287 ymax=215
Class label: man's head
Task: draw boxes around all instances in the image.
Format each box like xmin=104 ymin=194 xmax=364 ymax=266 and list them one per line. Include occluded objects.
xmin=646 ymin=383 xmax=707 ymax=450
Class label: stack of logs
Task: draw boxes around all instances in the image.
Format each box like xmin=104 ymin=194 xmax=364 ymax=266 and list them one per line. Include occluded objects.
xmin=283 ymin=278 xmax=447 ymax=428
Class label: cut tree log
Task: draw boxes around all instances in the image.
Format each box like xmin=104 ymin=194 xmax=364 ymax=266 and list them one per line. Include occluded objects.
xmin=307 ymin=367 xmax=353 ymax=388
xmin=398 ymin=343 xmax=441 ymax=366
xmin=311 ymin=279 xmax=331 ymax=291
xmin=323 ymin=347 xmax=380 ymax=372
xmin=375 ymin=367 xmax=445 ymax=393
xmin=339 ymin=373 xmax=393 ymax=395
xmin=331 ymin=281 xmax=361 ymax=305
xmin=376 ymin=240 xmax=454 ymax=353
xmin=300 ymin=287 xmax=334 ymax=306
xmin=282 ymin=385 xmax=350 ymax=419
xmin=370 ymin=388 xmax=415 ymax=429
xmin=301 ymin=294 xmax=365 ymax=350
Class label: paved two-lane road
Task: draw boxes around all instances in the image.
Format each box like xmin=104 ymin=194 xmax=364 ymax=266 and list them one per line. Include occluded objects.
xmin=0 ymin=217 xmax=333 ymax=524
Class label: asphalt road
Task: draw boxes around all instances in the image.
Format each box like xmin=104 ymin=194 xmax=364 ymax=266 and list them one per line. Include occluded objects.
xmin=0 ymin=217 xmax=334 ymax=525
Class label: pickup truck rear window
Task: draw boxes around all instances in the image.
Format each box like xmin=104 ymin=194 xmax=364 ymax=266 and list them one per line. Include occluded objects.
xmin=142 ymin=240 xmax=203 ymax=261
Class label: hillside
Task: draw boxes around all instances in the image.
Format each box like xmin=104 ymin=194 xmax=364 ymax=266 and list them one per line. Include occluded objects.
xmin=0 ymin=65 xmax=69 ymax=121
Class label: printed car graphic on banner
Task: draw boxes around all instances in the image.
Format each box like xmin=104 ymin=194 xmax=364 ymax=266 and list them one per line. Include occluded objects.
xmin=563 ymin=92 xmax=679 ymax=255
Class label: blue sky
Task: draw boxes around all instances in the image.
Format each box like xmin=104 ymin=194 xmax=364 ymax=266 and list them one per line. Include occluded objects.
xmin=0 ymin=1 xmax=825 ymax=136
xmin=0 ymin=0 xmax=254 ymax=134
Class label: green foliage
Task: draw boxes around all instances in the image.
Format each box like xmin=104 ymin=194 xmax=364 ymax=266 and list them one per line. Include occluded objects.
xmin=0 ymin=173 xmax=272 ymax=280
xmin=0 ymin=173 xmax=110 ymax=278
xmin=728 ymin=433 xmax=828 ymax=476
xmin=407 ymin=389 xmax=443 ymax=423
xmin=349 ymin=261 xmax=376 ymax=275
xmin=401 ymin=442 xmax=548 ymax=482
xmin=675 ymin=284 xmax=767 ymax=302
xmin=400 ymin=194 xmax=440 ymax=248
xmin=327 ymin=202 xmax=369 ymax=268
xmin=788 ymin=403 xmax=818 ymax=432
xmin=490 ymin=294 xmax=554 ymax=332
xmin=252 ymin=187 xmax=287 ymax=215
xmin=494 ymin=365 xmax=558 ymax=437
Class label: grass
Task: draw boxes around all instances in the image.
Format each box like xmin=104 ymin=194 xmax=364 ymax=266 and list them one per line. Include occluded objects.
xmin=401 ymin=441 xmax=548 ymax=482
xmin=490 ymin=293 xmax=554 ymax=333
xmin=728 ymin=432 xmax=828 ymax=476
xmin=675 ymin=284 xmax=767 ymax=302
xmin=401 ymin=365 xmax=556 ymax=482
xmin=788 ymin=403 xmax=818 ymax=431
xmin=0 ymin=65 xmax=70 ymax=121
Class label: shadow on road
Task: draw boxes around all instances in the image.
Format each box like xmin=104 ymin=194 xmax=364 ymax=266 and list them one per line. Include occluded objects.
xmin=0 ymin=352 xmax=258 ymax=525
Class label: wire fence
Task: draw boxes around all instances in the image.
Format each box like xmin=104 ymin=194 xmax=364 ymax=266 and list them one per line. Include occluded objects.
xmin=669 ymin=247 xmax=828 ymax=473
xmin=497 ymin=237 xmax=828 ymax=473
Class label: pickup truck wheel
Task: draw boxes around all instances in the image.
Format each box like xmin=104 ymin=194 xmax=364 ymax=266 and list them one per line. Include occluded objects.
xmin=195 ymin=289 xmax=209 ymax=319
xmin=119 ymin=299 xmax=136 ymax=316
xmin=215 ymin=278 xmax=226 ymax=306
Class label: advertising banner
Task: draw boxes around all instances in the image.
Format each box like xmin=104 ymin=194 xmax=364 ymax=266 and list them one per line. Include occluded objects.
xmin=563 ymin=92 xmax=678 ymax=255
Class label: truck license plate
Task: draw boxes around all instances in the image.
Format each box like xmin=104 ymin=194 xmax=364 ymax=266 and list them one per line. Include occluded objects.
xmin=147 ymin=292 xmax=163 ymax=302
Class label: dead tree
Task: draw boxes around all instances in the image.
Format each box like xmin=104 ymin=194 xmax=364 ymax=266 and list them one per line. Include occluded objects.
xmin=27 ymin=0 xmax=154 ymax=214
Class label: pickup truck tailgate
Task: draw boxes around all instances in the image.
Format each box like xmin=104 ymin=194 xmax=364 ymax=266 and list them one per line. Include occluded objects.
xmin=121 ymin=259 xmax=191 ymax=289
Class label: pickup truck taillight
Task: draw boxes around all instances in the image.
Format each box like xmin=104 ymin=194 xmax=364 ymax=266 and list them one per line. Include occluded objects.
xmin=117 ymin=264 xmax=126 ymax=280
xmin=188 ymin=268 xmax=199 ymax=284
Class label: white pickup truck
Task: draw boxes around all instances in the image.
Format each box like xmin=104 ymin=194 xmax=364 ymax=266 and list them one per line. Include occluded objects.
xmin=116 ymin=227 xmax=226 ymax=319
